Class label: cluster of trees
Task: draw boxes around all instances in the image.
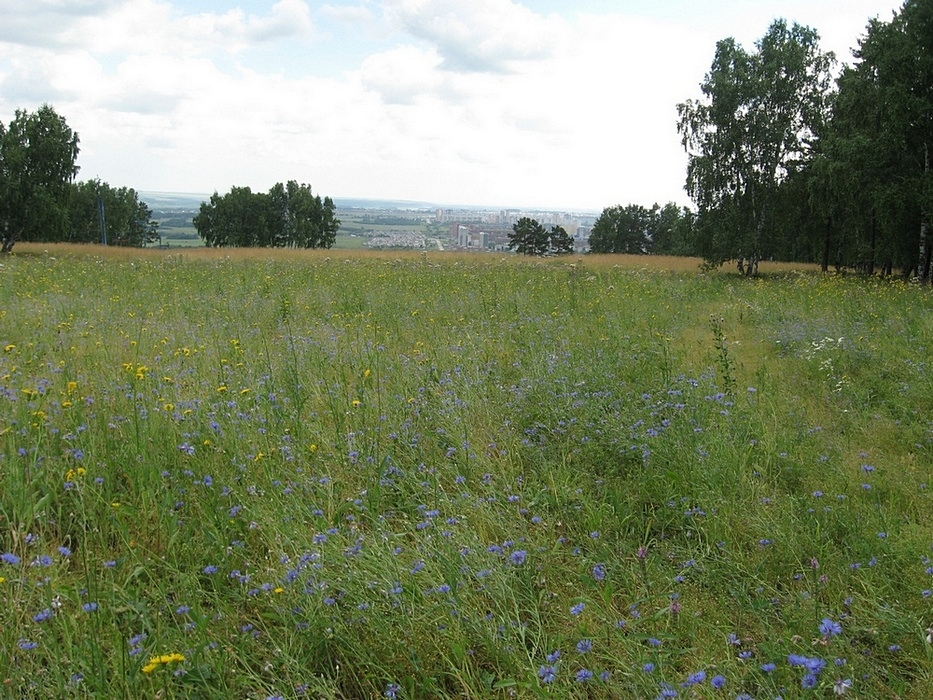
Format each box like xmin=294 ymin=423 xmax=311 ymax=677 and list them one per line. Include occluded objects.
xmin=193 ymin=181 xmax=339 ymax=249
xmin=677 ymin=1 xmax=932 ymax=279
xmin=0 ymin=105 xmax=157 ymax=252
xmin=588 ymin=203 xmax=695 ymax=255
xmin=507 ymin=217 xmax=574 ymax=256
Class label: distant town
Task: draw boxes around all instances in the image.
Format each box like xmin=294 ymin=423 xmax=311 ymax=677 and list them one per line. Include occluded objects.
xmin=146 ymin=192 xmax=598 ymax=252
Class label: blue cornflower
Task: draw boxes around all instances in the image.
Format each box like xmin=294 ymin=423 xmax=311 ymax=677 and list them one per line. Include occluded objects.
xmin=538 ymin=665 xmax=557 ymax=683
xmin=711 ymin=674 xmax=726 ymax=689
xmin=83 ymin=602 xmax=98 ymax=612
xmin=761 ymin=662 xmax=776 ymax=673
xmin=203 ymin=565 xmax=218 ymax=574
xmin=1 ymin=552 xmax=20 ymax=565
xmin=17 ymin=639 xmax=38 ymax=650
xmin=546 ymin=650 xmax=561 ymax=663
xmin=592 ymin=563 xmax=606 ymax=582
xmin=510 ymin=550 xmax=526 ymax=566
xmin=384 ymin=682 xmax=401 ymax=699
xmin=576 ymin=639 xmax=592 ymax=653
xmin=682 ymin=670 xmax=706 ymax=686
xmin=33 ymin=608 xmax=53 ymax=623
xmin=820 ymin=617 xmax=842 ymax=638
xmin=788 ymin=654 xmax=808 ymax=667
xmin=801 ymin=673 xmax=818 ymax=689
xmin=575 ymin=669 xmax=594 ymax=682
xmin=570 ymin=602 xmax=585 ymax=616
xmin=643 ymin=662 xmax=656 ymax=673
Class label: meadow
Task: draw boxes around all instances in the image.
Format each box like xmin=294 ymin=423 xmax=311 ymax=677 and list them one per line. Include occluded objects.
xmin=0 ymin=244 xmax=931 ymax=699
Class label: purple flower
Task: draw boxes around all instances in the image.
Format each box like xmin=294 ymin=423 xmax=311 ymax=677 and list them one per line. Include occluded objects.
xmin=203 ymin=565 xmax=218 ymax=574
xmin=33 ymin=608 xmax=53 ymax=623
xmin=384 ymin=683 xmax=401 ymax=699
xmin=576 ymin=639 xmax=592 ymax=654
xmin=17 ymin=639 xmax=38 ymax=650
xmin=592 ymin=563 xmax=606 ymax=582
xmin=1 ymin=552 xmax=20 ymax=565
xmin=510 ymin=550 xmax=526 ymax=566
xmin=682 ymin=670 xmax=706 ymax=686
xmin=820 ymin=617 xmax=842 ymax=638
xmin=546 ymin=650 xmax=561 ymax=663
xmin=575 ymin=669 xmax=594 ymax=682
xmin=711 ymin=674 xmax=726 ymax=689
xmin=538 ymin=665 xmax=557 ymax=683
xmin=570 ymin=602 xmax=585 ymax=616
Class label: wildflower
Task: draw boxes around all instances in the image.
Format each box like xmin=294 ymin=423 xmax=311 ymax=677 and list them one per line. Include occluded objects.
xmin=575 ymin=668 xmax=594 ymax=682
xmin=592 ymin=562 xmax=606 ymax=582
xmin=711 ymin=674 xmax=726 ymax=689
xmin=509 ymin=550 xmax=526 ymax=566
xmin=570 ymin=602 xmax=585 ymax=616
xmin=1 ymin=552 xmax=20 ymax=565
xmin=83 ymin=602 xmax=98 ymax=612
xmin=384 ymin=683 xmax=401 ymax=699
xmin=142 ymin=652 xmax=185 ymax=673
xmin=576 ymin=639 xmax=592 ymax=654
xmin=761 ymin=663 xmax=776 ymax=673
xmin=17 ymin=639 xmax=38 ymax=650
xmin=538 ymin=665 xmax=557 ymax=683
xmin=820 ymin=617 xmax=843 ymax=638
xmin=682 ymin=670 xmax=706 ymax=686
xmin=33 ymin=608 xmax=53 ymax=622
xmin=833 ymin=678 xmax=853 ymax=695
xmin=546 ymin=650 xmax=561 ymax=663
xmin=643 ymin=662 xmax=656 ymax=673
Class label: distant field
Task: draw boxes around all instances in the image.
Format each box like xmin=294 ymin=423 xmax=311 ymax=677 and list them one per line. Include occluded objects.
xmin=0 ymin=244 xmax=929 ymax=699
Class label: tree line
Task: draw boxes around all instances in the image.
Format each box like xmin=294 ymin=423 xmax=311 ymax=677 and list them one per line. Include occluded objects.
xmin=0 ymin=105 xmax=339 ymax=253
xmin=0 ymin=105 xmax=158 ymax=252
xmin=676 ymin=0 xmax=932 ymax=279
xmin=193 ymin=181 xmax=339 ymax=249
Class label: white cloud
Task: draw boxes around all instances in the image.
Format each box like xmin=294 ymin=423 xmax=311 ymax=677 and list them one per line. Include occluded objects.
xmin=384 ymin=0 xmax=566 ymax=72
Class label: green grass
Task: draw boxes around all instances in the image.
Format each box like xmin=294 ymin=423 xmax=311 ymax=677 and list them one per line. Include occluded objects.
xmin=0 ymin=246 xmax=931 ymax=699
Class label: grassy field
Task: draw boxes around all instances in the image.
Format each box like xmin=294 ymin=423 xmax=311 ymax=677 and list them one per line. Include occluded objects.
xmin=0 ymin=244 xmax=931 ymax=699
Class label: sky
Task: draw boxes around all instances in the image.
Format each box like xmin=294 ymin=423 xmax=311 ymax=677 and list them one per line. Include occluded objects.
xmin=0 ymin=0 xmax=906 ymax=212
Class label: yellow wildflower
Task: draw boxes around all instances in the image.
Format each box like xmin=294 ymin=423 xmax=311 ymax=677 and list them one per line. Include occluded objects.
xmin=142 ymin=652 xmax=185 ymax=673
xmin=3 ymin=344 xmax=14 ymax=352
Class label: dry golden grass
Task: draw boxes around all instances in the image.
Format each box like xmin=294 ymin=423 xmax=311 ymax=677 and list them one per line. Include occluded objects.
xmin=10 ymin=242 xmax=822 ymax=274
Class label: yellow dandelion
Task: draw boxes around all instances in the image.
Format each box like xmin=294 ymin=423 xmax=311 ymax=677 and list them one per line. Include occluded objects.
xmin=3 ymin=344 xmax=14 ymax=352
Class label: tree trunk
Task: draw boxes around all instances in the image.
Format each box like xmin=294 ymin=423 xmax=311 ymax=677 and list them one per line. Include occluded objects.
xmin=920 ymin=142 xmax=931 ymax=283
xmin=821 ymin=216 xmax=831 ymax=273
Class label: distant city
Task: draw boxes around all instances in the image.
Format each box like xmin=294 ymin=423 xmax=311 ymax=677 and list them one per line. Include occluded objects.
xmin=144 ymin=192 xmax=597 ymax=252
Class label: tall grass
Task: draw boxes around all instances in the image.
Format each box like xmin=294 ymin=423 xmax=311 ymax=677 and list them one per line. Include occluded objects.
xmin=0 ymin=244 xmax=930 ymax=699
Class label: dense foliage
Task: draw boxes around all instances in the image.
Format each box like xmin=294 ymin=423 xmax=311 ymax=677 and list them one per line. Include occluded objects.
xmin=193 ymin=181 xmax=339 ymax=249
xmin=0 ymin=105 xmax=80 ymax=252
xmin=507 ymin=217 xmax=573 ymax=256
xmin=589 ymin=203 xmax=693 ymax=255
xmin=0 ymin=105 xmax=157 ymax=251
xmin=674 ymin=1 xmax=933 ymax=278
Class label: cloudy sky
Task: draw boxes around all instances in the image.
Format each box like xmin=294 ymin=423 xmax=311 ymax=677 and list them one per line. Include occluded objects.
xmin=0 ymin=0 xmax=905 ymax=211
